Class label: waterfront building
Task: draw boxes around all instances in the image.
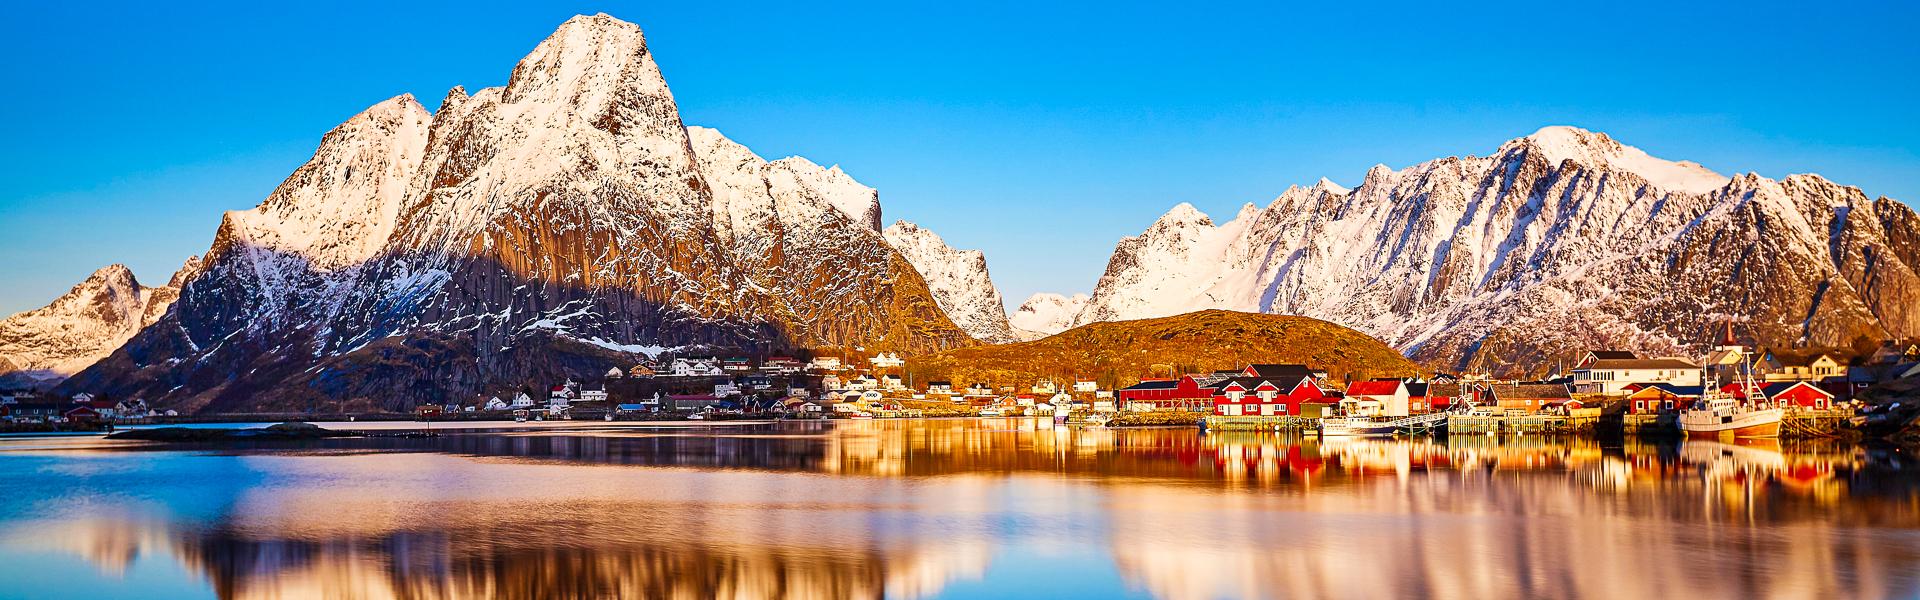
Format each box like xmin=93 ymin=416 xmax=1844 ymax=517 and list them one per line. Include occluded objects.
xmin=1571 ymin=351 xmax=1701 ymax=395
xmin=1116 ymin=375 xmax=1217 ymax=411
xmin=1625 ymin=383 xmax=1702 ymax=414
xmin=1343 ymin=379 xmax=1410 ymax=417
xmin=1761 ymin=381 xmax=1836 ymax=410
xmin=1211 ymin=375 xmax=1328 ymax=417
xmin=1486 ymin=382 xmax=1573 ymax=414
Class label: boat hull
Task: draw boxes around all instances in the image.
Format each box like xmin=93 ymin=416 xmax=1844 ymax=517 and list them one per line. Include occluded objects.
xmin=1679 ymin=408 xmax=1782 ymax=439
xmin=1321 ymin=419 xmax=1395 ymax=437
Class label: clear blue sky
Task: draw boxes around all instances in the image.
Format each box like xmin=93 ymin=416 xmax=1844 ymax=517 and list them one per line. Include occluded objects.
xmin=2 ymin=1 xmax=1916 ymax=315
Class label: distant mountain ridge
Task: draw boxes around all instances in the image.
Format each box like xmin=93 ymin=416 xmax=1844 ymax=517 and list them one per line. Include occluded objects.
xmin=0 ymin=259 xmax=198 ymax=388
xmin=1051 ymin=126 xmax=1920 ymax=376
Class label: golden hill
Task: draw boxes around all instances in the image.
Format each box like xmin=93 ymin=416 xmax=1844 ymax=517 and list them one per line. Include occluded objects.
xmin=903 ymin=310 xmax=1420 ymax=390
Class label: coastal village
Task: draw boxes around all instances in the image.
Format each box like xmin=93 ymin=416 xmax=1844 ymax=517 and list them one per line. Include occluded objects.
xmin=8 ymin=329 xmax=1918 ymax=440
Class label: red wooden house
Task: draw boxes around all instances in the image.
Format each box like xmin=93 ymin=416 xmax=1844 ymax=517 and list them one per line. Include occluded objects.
xmin=1212 ymin=376 xmax=1328 ymax=416
xmin=1762 ymin=381 xmax=1835 ymax=410
xmin=1116 ymin=375 xmax=1218 ymax=411
xmin=1624 ymin=383 xmax=1701 ymax=414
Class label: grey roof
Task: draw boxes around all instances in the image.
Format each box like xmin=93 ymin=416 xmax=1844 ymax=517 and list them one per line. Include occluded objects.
xmin=1490 ymin=383 xmax=1571 ymax=400
xmin=1585 ymin=358 xmax=1700 ymax=370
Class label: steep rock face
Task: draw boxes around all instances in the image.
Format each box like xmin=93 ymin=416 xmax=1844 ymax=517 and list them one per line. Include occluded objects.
xmin=1008 ymin=292 xmax=1090 ymax=340
xmin=1078 ymin=126 xmax=1920 ymax=376
xmin=0 ymin=259 xmax=198 ymax=388
xmin=882 ymin=221 xmax=1014 ymax=343
xmin=61 ymin=14 xmax=968 ymax=412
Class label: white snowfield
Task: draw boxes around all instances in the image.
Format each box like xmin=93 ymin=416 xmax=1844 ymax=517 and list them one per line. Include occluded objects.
xmin=1008 ymin=292 xmax=1090 ymax=340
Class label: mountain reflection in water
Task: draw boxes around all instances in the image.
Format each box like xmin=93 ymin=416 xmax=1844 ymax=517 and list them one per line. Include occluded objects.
xmin=2 ymin=418 xmax=1918 ymax=599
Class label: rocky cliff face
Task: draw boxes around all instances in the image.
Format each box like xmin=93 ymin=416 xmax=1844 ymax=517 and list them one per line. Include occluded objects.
xmin=882 ymin=221 xmax=1014 ymax=343
xmin=60 ymin=14 xmax=970 ymax=412
xmin=0 ymin=259 xmax=198 ymax=388
xmin=1073 ymin=126 xmax=1920 ymax=376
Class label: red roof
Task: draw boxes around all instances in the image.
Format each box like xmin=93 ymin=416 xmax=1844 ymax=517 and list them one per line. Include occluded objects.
xmin=1346 ymin=380 xmax=1404 ymax=396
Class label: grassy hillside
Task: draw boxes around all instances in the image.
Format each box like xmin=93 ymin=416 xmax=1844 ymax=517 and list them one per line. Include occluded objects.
xmin=904 ymin=310 xmax=1419 ymax=390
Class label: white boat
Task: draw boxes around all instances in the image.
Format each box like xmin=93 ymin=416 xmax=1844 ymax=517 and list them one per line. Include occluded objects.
xmin=980 ymin=407 xmax=1006 ymax=417
xmin=1679 ymin=395 xmax=1781 ymax=439
xmin=1319 ymin=416 xmax=1395 ymax=437
xmin=1680 ymin=357 xmax=1782 ymax=439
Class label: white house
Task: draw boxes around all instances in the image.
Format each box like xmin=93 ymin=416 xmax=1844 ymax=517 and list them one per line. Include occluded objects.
xmin=810 ymin=357 xmax=845 ymax=371
xmin=870 ymin=352 xmax=905 ymax=369
xmin=880 ymin=374 xmax=904 ymax=390
xmin=510 ymin=392 xmax=535 ymax=409
xmin=670 ymin=358 xmax=723 ymax=377
xmin=1031 ymin=381 xmax=1058 ymax=395
xmin=549 ymin=383 xmax=576 ymax=409
xmin=1571 ymin=352 xmax=1701 ymax=395
xmin=1073 ymin=381 xmax=1099 ymax=393
xmin=926 ymin=381 xmax=954 ymax=395
xmin=604 ymin=367 xmax=625 ymax=379
xmin=579 ymin=387 xmax=608 ymax=403
xmin=484 ymin=397 xmax=510 ymax=411
xmin=1343 ymin=380 xmax=1410 ymax=417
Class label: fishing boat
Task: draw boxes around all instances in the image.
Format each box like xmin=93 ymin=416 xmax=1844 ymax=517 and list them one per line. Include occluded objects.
xmin=1679 ymin=395 xmax=1781 ymax=439
xmin=1319 ymin=416 xmax=1395 ymax=437
xmin=1680 ymin=354 xmax=1781 ymax=439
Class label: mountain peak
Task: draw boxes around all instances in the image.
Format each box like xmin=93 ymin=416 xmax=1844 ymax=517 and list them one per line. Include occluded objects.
xmin=503 ymin=13 xmax=658 ymax=106
xmin=1313 ymin=177 xmax=1350 ymax=195
xmin=1504 ymin=125 xmax=1729 ymax=194
xmin=85 ymin=263 xmax=137 ymax=285
xmin=1157 ymin=202 xmax=1211 ymax=226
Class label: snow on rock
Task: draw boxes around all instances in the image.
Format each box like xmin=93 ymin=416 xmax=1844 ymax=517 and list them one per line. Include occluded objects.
xmin=61 ymin=14 xmax=971 ymax=413
xmin=1511 ymin=126 xmax=1730 ymax=194
xmin=0 ymin=259 xmax=197 ymax=387
xmin=1078 ymin=127 xmax=1920 ymax=376
xmin=883 ymin=220 xmax=1015 ymax=343
xmin=1009 ymin=292 xmax=1090 ymax=340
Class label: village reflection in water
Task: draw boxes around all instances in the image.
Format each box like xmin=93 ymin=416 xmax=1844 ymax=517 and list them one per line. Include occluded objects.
xmin=3 ymin=419 xmax=1919 ymax=599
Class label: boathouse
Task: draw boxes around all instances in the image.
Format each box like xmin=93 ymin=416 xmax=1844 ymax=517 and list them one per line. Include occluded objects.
xmin=1116 ymin=375 xmax=1217 ymax=411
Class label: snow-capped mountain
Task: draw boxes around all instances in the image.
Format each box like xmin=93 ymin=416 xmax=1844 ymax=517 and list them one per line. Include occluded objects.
xmin=61 ymin=15 xmax=970 ymax=412
xmin=883 ymin=220 xmax=1015 ymax=343
xmin=1076 ymin=126 xmax=1920 ymax=376
xmin=0 ymin=259 xmax=198 ymax=388
xmin=1009 ymin=292 xmax=1090 ymax=340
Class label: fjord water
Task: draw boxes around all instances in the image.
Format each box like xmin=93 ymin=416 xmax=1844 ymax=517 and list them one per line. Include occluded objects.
xmin=1 ymin=420 xmax=1916 ymax=599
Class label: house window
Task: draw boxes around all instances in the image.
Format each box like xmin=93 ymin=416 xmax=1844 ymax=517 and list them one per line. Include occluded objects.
xmin=1635 ymin=400 xmax=1644 ymax=411
xmin=1814 ymin=399 xmax=1824 ymax=409
xmin=1278 ymin=405 xmax=1288 ymax=415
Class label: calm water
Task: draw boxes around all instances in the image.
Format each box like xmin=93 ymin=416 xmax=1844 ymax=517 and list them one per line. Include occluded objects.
xmin=1 ymin=418 xmax=1917 ymax=599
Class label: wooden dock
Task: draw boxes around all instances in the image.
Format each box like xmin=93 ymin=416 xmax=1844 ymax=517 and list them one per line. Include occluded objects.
xmin=1447 ymin=413 xmax=1578 ymax=435
xmin=1202 ymin=415 xmax=1316 ymax=431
